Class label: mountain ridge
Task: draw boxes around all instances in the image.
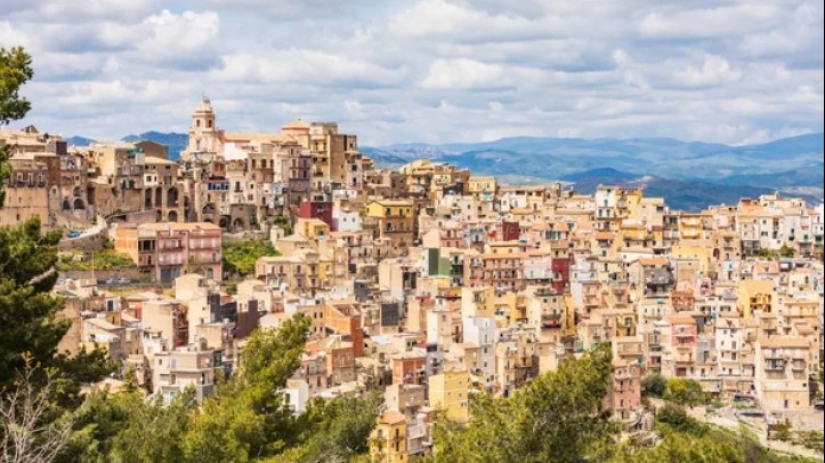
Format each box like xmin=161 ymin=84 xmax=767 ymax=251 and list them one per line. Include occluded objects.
xmin=64 ymin=131 xmax=824 ymax=209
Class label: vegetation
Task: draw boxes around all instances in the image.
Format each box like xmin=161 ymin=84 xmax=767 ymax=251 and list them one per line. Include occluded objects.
xmin=51 ymin=314 xmax=381 ymax=463
xmin=424 ymin=345 xmax=616 ymax=463
xmin=222 ymin=239 xmax=280 ymax=277
xmin=0 ymin=47 xmax=34 ymax=208
xmin=611 ymin=403 xmax=819 ymax=463
xmin=56 ymin=249 xmax=135 ymax=272
xmin=272 ymin=215 xmax=293 ymax=236
xmin=1 ymin=46 xmax=114 ymax=462
xmin=664 ymin=378 xmax=707 ymax=408
xmin=779 ymin=244 xmax=796 ymax=258
xmin=757 ymin=248 xmax=779 ymax=259
xmin=642 ymin=373 xmax=667 ymax=398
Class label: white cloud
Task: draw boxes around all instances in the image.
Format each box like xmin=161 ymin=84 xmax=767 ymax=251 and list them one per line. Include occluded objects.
xmin=137 ymin=10 xmax=220 ymax=56
xmin=671 ymin=55 xmax=743 ymax=88
xmin=2 ymin=0 xmax=822 ymax=146
xmin=212 ymin=49 xmax=406 ymax=87
xmin=639 ymin=4 xmax=783 ymax=39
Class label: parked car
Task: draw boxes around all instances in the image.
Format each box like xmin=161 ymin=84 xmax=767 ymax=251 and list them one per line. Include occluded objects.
xmin=105 ymin=278 xmax=118 ymax=285
xmin=67 ymin=230 xmax=82 ymax=238
xmin=116 ymin=277 xmax=131 ymax=285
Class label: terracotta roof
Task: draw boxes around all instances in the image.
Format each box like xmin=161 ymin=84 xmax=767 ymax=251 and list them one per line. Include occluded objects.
xmin=666 ymin=315 xmax=696 ymax=326
xmin=639 ymin=258 xmax=668 ymax=266
xmin=379 ymin=411 xmax=407 ymax=425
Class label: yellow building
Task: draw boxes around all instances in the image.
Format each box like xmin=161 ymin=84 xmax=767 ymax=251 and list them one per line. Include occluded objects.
xmin=370 ymin=411 xmax=408 ymax=463
xmin=467 ymin=176 xmax=497 ymax=195
xmin=672 ymin=243 xmax=711 ymax=275
xmin=294 ymin=217 xmax=330 ymax=241
xmin=366 ymin=200 xmax=415 ymax=255
xmin=737 ymin=280 xmax=774 ymax=318
xmin=678 ymin=213 xmax=706 ymax=240
xmin=428 ymin=370 xmax=471 ymax=423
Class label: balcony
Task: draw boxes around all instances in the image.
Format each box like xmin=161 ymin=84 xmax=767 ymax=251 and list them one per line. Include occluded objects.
xmin=791 ymin=362 xmax=807 ymax=372
xmin=541 ymin=314 xmax=562 ymax=330
xmin=764 ymin=362 xmax=785 ymax=372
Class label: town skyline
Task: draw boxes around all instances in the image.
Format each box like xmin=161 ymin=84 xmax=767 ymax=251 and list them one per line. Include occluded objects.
xmin=1 ymin=0 xmax=822 ymax=146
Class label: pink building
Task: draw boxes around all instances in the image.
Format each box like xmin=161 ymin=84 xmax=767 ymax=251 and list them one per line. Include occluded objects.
xmin=113 ymin=222 xmax=223 ymax=284
xmin=667 ymin=315 xmax=698 ymax=348
xmin=606 ymin=361 xmax=643 ymax=422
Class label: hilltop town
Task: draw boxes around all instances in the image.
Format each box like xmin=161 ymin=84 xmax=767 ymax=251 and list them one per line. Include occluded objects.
xmin=1 ymin=99 xmax=824 ymax=460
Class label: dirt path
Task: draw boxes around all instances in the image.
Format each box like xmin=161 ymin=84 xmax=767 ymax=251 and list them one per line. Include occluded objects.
xmin=692 ymin=408 xmax=824 ymax=460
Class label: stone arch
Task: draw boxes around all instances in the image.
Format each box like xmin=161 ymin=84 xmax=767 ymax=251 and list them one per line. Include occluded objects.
xmin=202 ymin=203 xmax=216 ymax=215
xmin=62 ymin=197 xmax=72 ymax=210
xmin=168 ymin=210 xmax=179 ymax=222
xmin=232 ymin=217 xmax=245 ymax=232
xmin=155 ymin=187 xmax=163 ymax=208
xmin=73 ymin=198 xmax=85 ymax=210
xmin=156 ymin=210 xmax=163 ymax=222
xmin=167 ymin=187 xmax=179 ymax=207
xmin=218 ymin=216 xmax=230 ymax=230
xmin=204 ymin=218 xmax=214 ymax=224
xmin=72 ymin=186 xmax=82 ymax=198
xmin=144 ymin=189 xmax=153 ymax=208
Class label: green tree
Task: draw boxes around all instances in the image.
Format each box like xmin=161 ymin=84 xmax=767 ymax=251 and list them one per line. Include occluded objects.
xmin=109 ymin=392 xmax=195 ymax=463
xmin=222 ymin=240 xmax=280 ymax=277
xmin=58 ymin=388 xmax=195 ymax=463
xmin=779 ymin=244 xmax=795 ymax=258
xmin=0 ymin=47 xmax=34 ymax=208
xmin=182 ymin=314 xmax=311 ymax=462
xmin=0 ymin=218 xmax=69 ymax=390
xmin=642 ymin=373 xmax=667 ymax=398
xmin=427 ymin=345 xmax=615 ymax=463
xmin=277 ymin=393 xmax=383 ymax=463
xmin=757 ymin=248 xmax=778 ymax=259
xmin=665 ymin=378 xmax=706 ymax=408
xmin=656 ymin=403 xmax=700 ymax=433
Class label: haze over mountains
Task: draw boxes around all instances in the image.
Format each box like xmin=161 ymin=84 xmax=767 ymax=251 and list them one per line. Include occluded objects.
xmin=67 ymin=132 xmax=824 ymax=211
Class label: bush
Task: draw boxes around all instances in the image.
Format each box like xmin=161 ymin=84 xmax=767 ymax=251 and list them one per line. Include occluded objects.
xmin=222 ymin=240 xmax=280 ymax=277
xmin=57 ymin=249 xmax=135 ymax=271
xmin=656 ymin=403 xmax=701 ymax=434
xmin=773 ymin=421 xmax=792 ymax=442
xmin=642 ymin=373 xmax=667 ymax=398
xmin=665 ymin=378 xmax=706 ymax=408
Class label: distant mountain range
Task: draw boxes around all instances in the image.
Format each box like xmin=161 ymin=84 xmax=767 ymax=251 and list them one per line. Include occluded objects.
xmin=66 ymin=131 xmax=824 ymax=210
xmin=65 ymin=132 xmax=188 ymax=159
xmin=363 ymin=133 xmax=824 ymax=210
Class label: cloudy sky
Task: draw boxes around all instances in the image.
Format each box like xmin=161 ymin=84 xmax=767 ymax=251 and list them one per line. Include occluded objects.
xmin=1 ymin=0 xmax=822 ymax=146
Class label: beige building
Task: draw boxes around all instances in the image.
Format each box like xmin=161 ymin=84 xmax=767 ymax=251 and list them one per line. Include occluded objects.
xmin=754 ymin=337 xmax=812 ymax=411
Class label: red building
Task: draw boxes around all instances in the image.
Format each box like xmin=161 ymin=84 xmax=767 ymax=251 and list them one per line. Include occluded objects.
xmin=299 ymin=201 xmax=333 ymax=229
xmin=502 ymin=221 xmax=521 ymax=242
xmin=551 ymin=254 xmax=573 ymax=293
xmin=392 ymin=355 xmax=427 ymax=386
